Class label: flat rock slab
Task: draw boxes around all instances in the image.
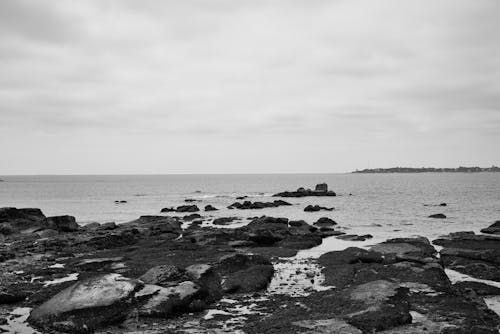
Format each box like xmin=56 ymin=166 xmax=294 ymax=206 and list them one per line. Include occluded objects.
xmin=28 ymin=273 xmax=142 ymax=332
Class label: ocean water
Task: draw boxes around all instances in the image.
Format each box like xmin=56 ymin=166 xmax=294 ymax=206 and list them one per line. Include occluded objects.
xmin=0 ymin=173 xmax=499 ymax=248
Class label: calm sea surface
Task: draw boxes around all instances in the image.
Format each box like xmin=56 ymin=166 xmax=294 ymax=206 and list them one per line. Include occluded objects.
xmin=1 ymin=173 xmax=499 ymax=249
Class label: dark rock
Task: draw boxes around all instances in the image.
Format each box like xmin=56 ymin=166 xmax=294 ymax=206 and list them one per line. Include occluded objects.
xmin=99 ymin=222 xmax=117 ymax=230
xmin=28 ymin=274 xmax=142 ymax=333
xmin=428 ymin=213 xmax=446 ymax=219
xmin=175 ymin=205 xmax=200 ymax=213
xmin=453 ymin=281 xmax=500 ymax=296
xmin=481 ymin=221 xmax=500 ymax=235
xmin=304 ymin=205 xmax=334 ymax=212
xmin=87 ymin=229 xmax=140 ymax=250
xmin=315 ymin=183 xmax=328 ymax=192
xmin=160 ymin=207 xmax=176 ymax=212
xmin=314 ymin=217 xmax=337 ymax=227
xmin=0 ymin=284 xmax=29 ymax=304
xmin=236 ymin=196 xmax=248 ymax=200
xmin=139 ymin=265 xmax=185 ymax=287
xmin=185 ymin=264 xmax=222 ymax=302
xmin=204 ymin=205 xmax=218 ymax=211
xmin=183 ymin=213 xmax=202 ymax=221
xmin=227 ymin=200 xmax=292 ymax=210
xmin=114 ymin=200 xmax=127 ymax=204
xmin=212 ymin=217 xmax=239 ymax=225
xmin=184 ymin=199 xmax=199 ymax=202
xmin=45 ymin=215 xmax=79 ymax=232
xmin=273 ymin=184 xmax=336 ymax=197
xmin=0 ymin=207 xmax=46 ymax=233
xmin=216 ymin=253 xmax=274 ymax=294
xmin=336 ymin=234 xmax=373 ymax=241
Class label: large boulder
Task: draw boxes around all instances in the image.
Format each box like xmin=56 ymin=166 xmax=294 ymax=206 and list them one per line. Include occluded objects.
xmin=28 ymin=274 xmax=142 ymax=333
xmin=45 ymin=215 xmax=79 ymax=232
xmin=215 ymin=253 xmax=274 ymax=293
xmin=0 ymin=207 xmax=46 ymax=233
xmin=139 ymin=265 xmax=185 ymax=287
xmin=136 ymin=281 xmax=201 ymax=317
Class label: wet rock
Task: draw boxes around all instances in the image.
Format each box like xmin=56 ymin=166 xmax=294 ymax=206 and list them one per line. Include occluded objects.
xmin=28 ymin=274 xmax=142 ymax=333
xmin=336 ymin=234 xmax=372 ymax=241
xmin=314 ymin=217 xmax=337 ymax=227
xmin=204 ymin=205 xmax=218 ymax=211
xmin=304 ymin=205 xmax=334 ymax=212
xmin=428 ymin=213 xmax=447 ymax=219
xmin=481 ymin=221 xmax=500 ymax=235
xmin=243 ymin=216 xmax=289 ymax=245
xmin=86 ymin=229 xmax=140 ymax=250
xmin=183 ymin=213 xmax=201 ymax=221
xmin=137 ymin=281 xmax=201 ymax=317
xmin=45 ymin=215 xmax=79 ymax=232
xmin=216 ymin=253 xmax=274 ymax=293
xmin=139 ymin=265 xmax=185 ymax=287
xmin=227 ymin=200 xmax=292 ymax=210
xmin=212 ymin=217 xmax=239 ymax=225
xmin=175 ymin=205 xmax=200 ymax=213
xmin=273 ymin=184 xmax=336 ymax=197
xmin=160 ymin=207 xmax=176 ymax=212
xmin=76 ymin=257 xmax=125 ymax=271
xmin=434 ymin=232 xmax=500 ymax=281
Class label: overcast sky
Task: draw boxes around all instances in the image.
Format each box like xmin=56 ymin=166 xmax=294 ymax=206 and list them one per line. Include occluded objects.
xmin=1 ymin=0 xmax=499 ymax=174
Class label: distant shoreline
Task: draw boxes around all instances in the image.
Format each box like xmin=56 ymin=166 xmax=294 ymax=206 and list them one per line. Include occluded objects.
xmin=352 ymin=166 xmax=500 ymax=173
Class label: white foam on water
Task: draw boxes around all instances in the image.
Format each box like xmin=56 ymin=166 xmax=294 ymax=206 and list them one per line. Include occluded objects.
xmin=445 ymin=269 xmax=500 ymax=288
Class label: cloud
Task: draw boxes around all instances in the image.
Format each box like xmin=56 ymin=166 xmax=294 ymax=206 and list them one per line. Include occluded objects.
xmin=0 ymin=0 xmax=499 ymax=173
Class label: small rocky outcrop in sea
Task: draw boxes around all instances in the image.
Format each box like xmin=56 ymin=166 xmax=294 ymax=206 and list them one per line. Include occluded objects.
xmin=304 ymin=205 xmax=334 ymax=212
xmin=212 ymin=217 xmax=239 ymax=225
xmin=428 ymin=213 xmax=446 ymax=219
xmin=161 ymin=204 xmax=200 ymax=213
xmin=273 ymin=183 xmax=337 ymax=197
xmin=227 ymin=200 xmax=292 ymax=210
xmin=204 ymin=205 xmax=218 ymax=211
xmin=313 ymin=217 xmax=337 ymax=227
xmin=481 ymin=221 xmax=500 ymax=235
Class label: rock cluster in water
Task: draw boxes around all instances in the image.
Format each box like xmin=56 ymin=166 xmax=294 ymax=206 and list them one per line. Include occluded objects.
xmin=273 ymin=183 xmax=337 ymax=197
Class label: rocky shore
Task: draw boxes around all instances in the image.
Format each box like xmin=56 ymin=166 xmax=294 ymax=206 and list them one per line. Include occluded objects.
xmin=1 ymin=184 xmax=499 ymax=333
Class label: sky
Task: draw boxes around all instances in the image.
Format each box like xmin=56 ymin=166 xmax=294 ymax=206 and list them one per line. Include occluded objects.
xmin=1 ymin=0 xmax=499 ymax=174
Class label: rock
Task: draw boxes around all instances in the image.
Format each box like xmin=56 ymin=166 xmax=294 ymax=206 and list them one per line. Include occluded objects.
xmin=204 ymin=205 xmax=218 ymax=211
xmin=137 ymin=281 xmax=201 ymax=317
xmin=227 ymin=200 xmax=292 ymax=210
xmin=76 ymin=257 xmax=125 ymax=271
xmin=428 ymin=213 xmax=446 ymax=219
xmin=481 ymin=221 xmax=500 ymax=235
xmin=273 ymin=184 xmax=336 ymax=197
xmin=304 ymin=205 xmax=334 ymax=212
xmin=216 ymin=253 xmax=274 ymax=293
xmin=86 ymin=229 xmax=140 ymax=250
xmin=183 ymin=213 xmax=201 ymax=221
xmin=184 ymin=198 xmax=199 ymax=202
xmin=127 ymin=216 xmax=181 ymax=234
xmin=28 ymin=274 xmax=142 ymax=333
xmin=45 ymin=215 xmax=79 ymax=232
xmin=185 ymin=264 xmax=222 ymax=302
xmin=434 ymin=232 xmax=500 ymax=280
xmin=175 ymin=205 xmax=199 ymax=213
xmin=243 ymin=216 xmax=289 ymax=245
xmin=453 ymin=281 xmax=500 ymax=296
xmin=314 ymin=217 xmax=337 ymax=227
xmin=139 ymin=265 xmax=185 ymax=287
xmin=292 ymin=319 xmax=363 ymax=334
xmin=0 ymin=284 xmax=29 ymax=304
xmin=315 ymin=183 xmax=328 ymax=192
xmin=160 ymin=207 xmax=176 ymax=212
xmin=213 ymin=217 xmax=239 ymax=225
xmin=0 ymin=207 xmax=46 ymax=233
xmin=114 ymin=200 xmax=127 ymax=204
xmin=99 ymin=222 xmax=117 ymax=230
xmin=336 ymin=234 xmax=372 ymax=241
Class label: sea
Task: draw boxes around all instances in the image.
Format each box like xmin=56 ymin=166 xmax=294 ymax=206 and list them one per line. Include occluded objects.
xmin=1 ymin=173 xmax=499 ymax=253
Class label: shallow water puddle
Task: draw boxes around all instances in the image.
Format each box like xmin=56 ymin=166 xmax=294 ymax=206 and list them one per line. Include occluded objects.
xmin=0 ymin=307 xmax=41 ymax=334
